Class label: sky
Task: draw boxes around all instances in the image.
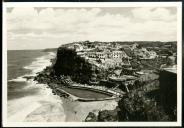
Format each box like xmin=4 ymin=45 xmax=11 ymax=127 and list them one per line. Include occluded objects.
xmin=6 ymin=7 xmax=177 ymax=50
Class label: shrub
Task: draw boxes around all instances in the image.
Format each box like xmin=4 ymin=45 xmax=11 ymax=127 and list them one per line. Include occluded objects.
xmin=118 ymin=90 xmax=170 ymax=121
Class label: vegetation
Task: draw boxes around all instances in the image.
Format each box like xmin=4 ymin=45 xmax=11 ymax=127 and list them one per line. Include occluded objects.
xmin=98 ymin=110 xmax=118 ymax=122
xmin=85 ymin=79 xmax=176 ymax=122
xmin=118 ymin=89 xmax=170 ymax=121
xmin=85 ymin=112 xmax=97 ymax=122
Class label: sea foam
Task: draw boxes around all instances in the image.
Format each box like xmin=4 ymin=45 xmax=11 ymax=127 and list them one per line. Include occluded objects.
xmin=7 ymin=52 xmax=66 ymax=122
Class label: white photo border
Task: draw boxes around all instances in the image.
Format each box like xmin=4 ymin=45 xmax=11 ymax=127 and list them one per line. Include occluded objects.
xmin=2 ymin=2 xmax=182 ymax=127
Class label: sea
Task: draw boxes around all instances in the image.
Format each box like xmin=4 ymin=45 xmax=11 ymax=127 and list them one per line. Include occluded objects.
xmin=7 ymin=50 xmax=66 ymax=122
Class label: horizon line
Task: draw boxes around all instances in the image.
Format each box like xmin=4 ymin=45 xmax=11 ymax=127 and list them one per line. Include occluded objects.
xmin=7 ymin=40 xmax=177 ymax=50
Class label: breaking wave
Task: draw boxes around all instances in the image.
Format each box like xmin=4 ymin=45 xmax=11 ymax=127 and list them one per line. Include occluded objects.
xmin=7 ymin=52 xmax=66 ymax=122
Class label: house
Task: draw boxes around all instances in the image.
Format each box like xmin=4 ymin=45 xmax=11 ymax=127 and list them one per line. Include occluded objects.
xmin=74 ymin=44 xmax=83 ymax=51
xmin=112 ymin=50 xmax=123 ymax=59
xmin=149 ymin=51 xmax=158 ymax=59
xmin=108 ymin=75 xmax=137 ymax=92
xmin=131 ymin=43 xmax=139 ymax=50
xmin=160 ymin=55 xmax=176 ymax=69
xmin=96 ymin=52 xmax=106 ymax=59
xmin=123 ymin=47 xmax=133 ymax=59
xmin=122 ymin=59 xmax=131 ymax=66
xmin=88 ymin=52 xmax=96 ymax=58
xmin=133 ymin=47 xmax=157 ymax=59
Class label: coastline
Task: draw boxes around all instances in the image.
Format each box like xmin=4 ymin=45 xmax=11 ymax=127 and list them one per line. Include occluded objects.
xmin=31 ymin=56 xmax=119 ymax=121
xmin=7 ymin=51 xmax=68 ymax=122
xmin=7 ymin=45 xmax=177 ymax=122
xmin=8 ymin=50 xmax=118 ymax=122
xmin=61 ymin=97 xmax=118 ymax=122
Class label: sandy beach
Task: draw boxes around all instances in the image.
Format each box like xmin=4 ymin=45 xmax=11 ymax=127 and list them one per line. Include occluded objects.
xmin=8 ymin=81 xmax=118 ymax=122
xmin=61 ymin=97 xmax=118 ymax=122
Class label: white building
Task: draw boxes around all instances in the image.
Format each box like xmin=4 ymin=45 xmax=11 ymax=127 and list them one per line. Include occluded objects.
xmin=87 ymin=52 xmax=96 ymax=58
xmin=149 ymin=51 xmax=158 ymax=59
xmin=74 ymin=44 xmax=83 ymax=52
xmin=96 ymin=52 xmax=106 ymax=59
xmin=112 ymin=50 xmax=128 ymax=59
xmin=131 ymin=43 xmax=139 ymax=50
xmin=112 ymin=50 xmax=123 ymax=59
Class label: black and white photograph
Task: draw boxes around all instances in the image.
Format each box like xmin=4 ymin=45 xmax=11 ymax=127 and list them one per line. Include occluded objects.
xmin=2 ymin=2 xmax=182 ymax=127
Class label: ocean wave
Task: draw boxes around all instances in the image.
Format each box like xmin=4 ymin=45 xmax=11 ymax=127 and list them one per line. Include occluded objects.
xmin=7 ymin=52 xmax=66 ymax=122
xmin=8 ymin=52 xmax=55 ymax=83
xmin=8 ymin=92 xmax=65 ymax=122
xmin=8 ymin=76 xmax=27 ymax=82
xmin=24 ymin=56 xmax=52 ymax=73
xmin=9 ymin=52 xmax=55 ymax=82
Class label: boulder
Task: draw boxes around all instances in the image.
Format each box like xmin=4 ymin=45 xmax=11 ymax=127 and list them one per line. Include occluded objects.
xmin=97 ymin=110 xmax=118 ymax=122
xmin=85 ymin=112 xmax=97 ymax=122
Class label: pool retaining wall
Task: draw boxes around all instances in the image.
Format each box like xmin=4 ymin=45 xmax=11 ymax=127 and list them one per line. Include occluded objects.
xmin=57 ymin=85 xmax=121 ymax=102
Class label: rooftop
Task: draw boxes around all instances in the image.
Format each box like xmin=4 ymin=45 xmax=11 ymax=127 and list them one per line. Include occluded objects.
xmin=163 ymin=68 xmax=177 ymax=74
xmin=162 ymin=65 xmax=177 ymax=74
xmin=109 ymin=75 xmax=137 ymax=82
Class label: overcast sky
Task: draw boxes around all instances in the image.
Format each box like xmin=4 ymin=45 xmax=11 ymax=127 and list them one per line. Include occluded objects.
xmin=6 ymin=7 xmax=177 ymax=50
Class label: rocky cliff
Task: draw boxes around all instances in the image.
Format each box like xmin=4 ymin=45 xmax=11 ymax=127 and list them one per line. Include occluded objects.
xmin=53 ymin=46 xmax=107 ymax=84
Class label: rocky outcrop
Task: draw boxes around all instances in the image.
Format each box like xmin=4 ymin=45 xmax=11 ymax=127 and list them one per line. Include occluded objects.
xmin=85 ymin=109 xmax=118 ymax=122
xmin=97 ymin=110 xmax=118 ymax=122
xmin=53 ymin=46 xmax=107 ymax=84
xmin=85 ymin=112 xmax=97 ymax=122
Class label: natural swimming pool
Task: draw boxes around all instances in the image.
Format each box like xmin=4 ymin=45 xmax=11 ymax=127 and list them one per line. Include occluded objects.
xmin=60 ymin=86 xmax=113 ymax=99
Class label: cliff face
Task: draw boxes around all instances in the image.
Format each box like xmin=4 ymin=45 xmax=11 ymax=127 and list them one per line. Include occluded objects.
xmin=53 ymin=47 xmax=106 ymax=84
